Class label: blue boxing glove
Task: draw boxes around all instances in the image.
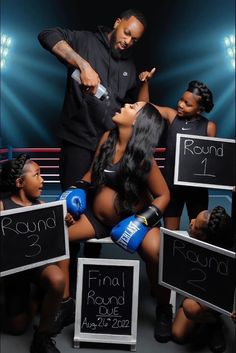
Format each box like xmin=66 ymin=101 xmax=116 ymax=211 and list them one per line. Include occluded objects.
xmin=58 ymin=180 xmax=91 ymax=220
xmin=111 ymin=215 xmax=148 ymax=253
xmin=111 ymin=205 xmax=162 ymax=253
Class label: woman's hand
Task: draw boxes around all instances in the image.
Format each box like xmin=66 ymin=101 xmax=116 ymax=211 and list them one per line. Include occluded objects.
xmin=139 ymin=67 xmax=156 ymax=82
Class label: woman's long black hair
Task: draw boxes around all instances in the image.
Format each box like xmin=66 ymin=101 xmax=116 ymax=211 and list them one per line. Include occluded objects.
xmin=91 ymin=103 xmax=165 ymax=214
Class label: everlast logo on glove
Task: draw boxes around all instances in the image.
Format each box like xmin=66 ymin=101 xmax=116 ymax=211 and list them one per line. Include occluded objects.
xmin=116 ymin=220 xmax=142 ymax=251
xmin=111 ymin=205 xmax=162 ymax=253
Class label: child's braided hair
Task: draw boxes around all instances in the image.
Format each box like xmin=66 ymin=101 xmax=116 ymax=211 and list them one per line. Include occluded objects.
xmin=207 ymin=205 xmax=235 ymax=249
xmin=0 ymin=153 xmax=30 ymax=193
xmin=187 ymin=80 xmax=214 ymax=113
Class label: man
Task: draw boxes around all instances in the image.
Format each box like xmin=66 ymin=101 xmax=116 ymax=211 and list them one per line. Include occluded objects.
xmin=38 ymin=8 xmax=146 ymax=290
xmin=38 ymin=8 xmax=146 ymax=190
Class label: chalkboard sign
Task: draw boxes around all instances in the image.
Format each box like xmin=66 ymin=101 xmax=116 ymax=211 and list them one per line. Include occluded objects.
xmin=0 ymin=200 xmax=69 ymax=276
xmin=74 ymin=258 xmax=139 ymax=351
xmin=174 ymin=134 xmax=235 ymax=190
xmin=159 ymin=227 xmax=236 ymax=315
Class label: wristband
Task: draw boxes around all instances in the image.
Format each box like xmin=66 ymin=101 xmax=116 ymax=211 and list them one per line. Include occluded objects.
xmin=136 ymin=205 xmax=162 ymax=227
xmin=73 ymin=180 xmax=92 ymax=190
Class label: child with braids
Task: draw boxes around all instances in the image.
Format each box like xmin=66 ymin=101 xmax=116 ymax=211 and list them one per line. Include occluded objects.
xmin=138 ymin=69 xmax=217 ymax=342
xmin=0 ymin=153 xmax=74 ymax=353
xmin=138 ymin=69 xmax=217 ymax=230
xmin=172 ymin=205 xmax=235 ymax=353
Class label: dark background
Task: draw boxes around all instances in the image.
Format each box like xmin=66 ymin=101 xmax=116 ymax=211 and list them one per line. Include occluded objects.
xmin=1 ymin=0 xmax=235 ymax=148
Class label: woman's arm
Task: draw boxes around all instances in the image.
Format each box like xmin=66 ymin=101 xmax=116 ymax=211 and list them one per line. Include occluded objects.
xmin=146 ymin=159 xmax=170 ymax=213
xmin=110 ymin=159 xmax=170 ymax=253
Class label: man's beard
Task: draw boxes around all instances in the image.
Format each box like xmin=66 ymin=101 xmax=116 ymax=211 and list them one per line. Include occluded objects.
xmin=109 ymin=31 xmax=132 ymax=60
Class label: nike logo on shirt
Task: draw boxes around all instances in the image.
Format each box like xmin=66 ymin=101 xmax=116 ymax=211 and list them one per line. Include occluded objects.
xmin=182 ymin=127 xmax=191 ymax=130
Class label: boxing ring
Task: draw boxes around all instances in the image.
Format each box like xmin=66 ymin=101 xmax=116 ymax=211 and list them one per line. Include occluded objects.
xmin=6 ymin=146 xmax=228 ymax=313
xmin=0 ymin=146 xmax=166 ymax=190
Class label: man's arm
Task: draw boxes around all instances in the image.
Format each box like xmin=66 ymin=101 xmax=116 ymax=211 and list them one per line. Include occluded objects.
xmin=50 ymin=40 xmax=90 ymax=73
xmin=38 ymin=27 xmax=100 ymax=88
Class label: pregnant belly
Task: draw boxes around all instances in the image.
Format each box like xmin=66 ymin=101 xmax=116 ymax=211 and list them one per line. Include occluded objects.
xmin=92 ymin=187 xmax=121 ymax=226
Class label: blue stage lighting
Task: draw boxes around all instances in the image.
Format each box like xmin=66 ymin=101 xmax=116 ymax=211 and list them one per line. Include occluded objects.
xmin=224 ymin=35 xmax=235 ymax=69
xmin=1 ymin=33 xmax=12 ymax=69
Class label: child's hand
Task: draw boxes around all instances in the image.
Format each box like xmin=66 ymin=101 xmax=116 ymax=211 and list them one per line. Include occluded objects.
xmin=139 ymin=67 xmax=156 ymax=82
xmin=65 ymin=212 xmax=76 ymax=227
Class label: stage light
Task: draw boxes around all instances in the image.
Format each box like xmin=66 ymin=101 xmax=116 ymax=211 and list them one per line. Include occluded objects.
xmin=224 ymin=35 xmax=235 ymax=69
xmin=1 ymin=33 xmax=12 ymax=69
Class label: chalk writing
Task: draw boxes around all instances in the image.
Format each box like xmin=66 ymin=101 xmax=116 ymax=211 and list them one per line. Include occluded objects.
xmin=0 ymin=210 xmax=57 ymax=259
xmin=25 ymin=234 xmax=41 ymax=257
xmin=81 ymin=317 xmax=130 ymax=330
xmin=87 ymin=289 xmax=125 ymax=307
xmin=193 ymin=157 xmax=216 ymax=178
xmin=183 ymin=140 xmax=224 ymax=178
xmin=85 ymin=271 xmax=126 ymax=320
xmin=74 ymin=259 xmax=139 ymax=348
xmin=88 ymin=270 xmax=125 ymax=288
xmin=0 ymin=202 xmax=68 ymax=276
xmin=1 ymin=210 xmax=57 ymax=236
xmin=187 ymin=268 xmax=207 ymax=291
xmin=173 ymin=239 xmax=229 ymax=277
xmin=160 ymin=229 xmax=236 ymax=314
xmin=174 ymin=134 xmax=235 ymax=189
xmin=79 ymin=264 xmax=135 ymax=335
xmin=184 ymin=140 xmax=224 ymax=157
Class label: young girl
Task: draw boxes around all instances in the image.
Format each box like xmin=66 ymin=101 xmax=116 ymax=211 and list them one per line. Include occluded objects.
xmin=138 ymin=68 xmax=217 ymax=230
xmin=172 ymin=205 xmax=235 ymax=353
xmin=60 ymin=102 xmax=173 ymax=342
xmin=137 ymin=71 xmax=217 ymax=343
xmin=0 ymin=154 xmax=72 ymax=353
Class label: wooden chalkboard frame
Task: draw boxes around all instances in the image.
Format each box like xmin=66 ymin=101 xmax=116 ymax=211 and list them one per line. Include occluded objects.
xmin=73 ymin=258 xmax=140 ymax=351
xmin=174 ymin=133 xmax=235 ymax=190
xmin=159 ymin=227 xmax=236 ymax=316
xmin=0 ymin=200 xmax=69 ymax=276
